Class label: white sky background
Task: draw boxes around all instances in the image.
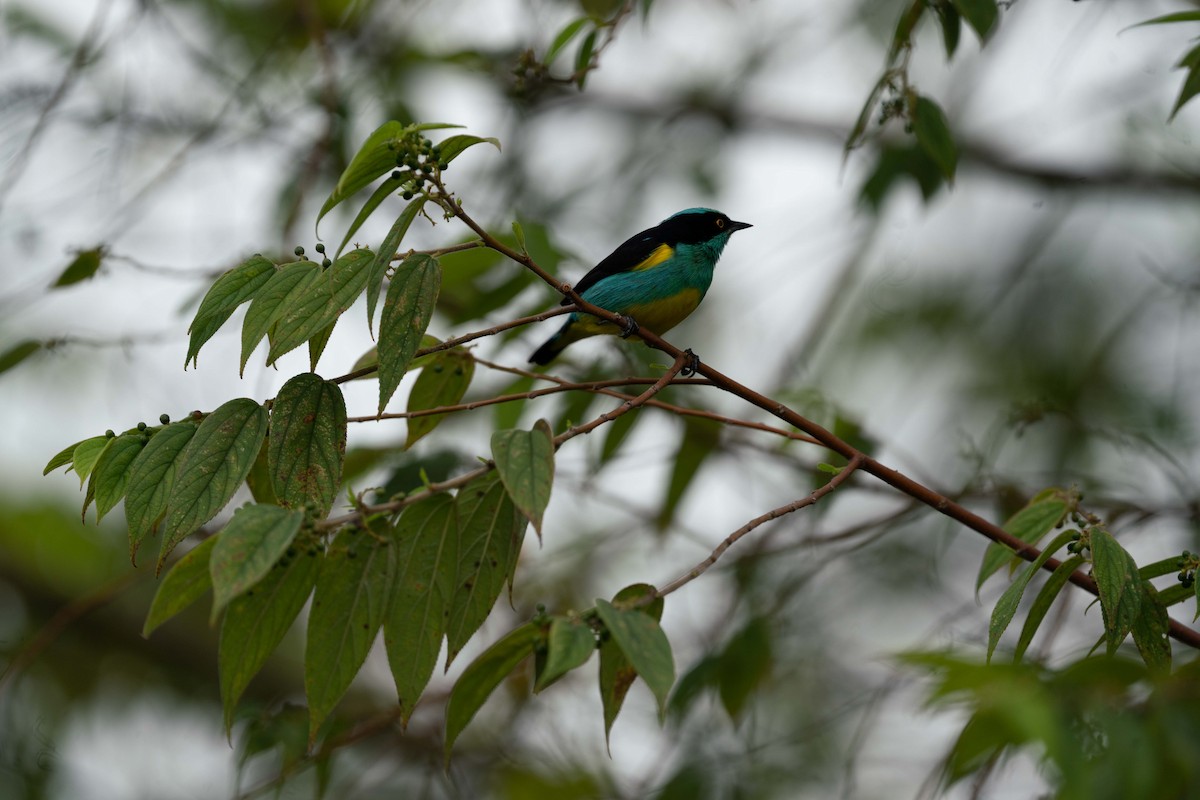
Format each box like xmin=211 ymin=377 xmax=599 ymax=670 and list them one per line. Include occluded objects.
xmin=2 ymin=0 xmax=1200 ymax=797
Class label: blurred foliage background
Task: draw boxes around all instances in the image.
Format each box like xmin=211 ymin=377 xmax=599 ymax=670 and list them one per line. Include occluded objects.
xmin=2 ymin=0 xmax=1200 ymax=797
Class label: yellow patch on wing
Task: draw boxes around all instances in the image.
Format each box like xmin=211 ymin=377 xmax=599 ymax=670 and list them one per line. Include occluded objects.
xmin=625 ymin=288 xmax=702 ymax=336
xmin=630 ymin=243 xmax=674 ymax=272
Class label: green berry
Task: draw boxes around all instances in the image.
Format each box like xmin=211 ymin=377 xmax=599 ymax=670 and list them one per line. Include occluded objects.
xmin=105 ymin=429 xmax=115 ymax=438
xmin=322 ymin=258 xmax=332 ymax=268
xmin=159 ymin=413 xmax=170 ymax=425
xmin=137 ymin=421 xmax=147 ymax=431
xmin=402 ymin=191 xmax=414 ymax=200
xmin=391 ymin=169 xmax=402 ymax=180
xmin=294 ymin=245 xmax=305 ymax=256
xmin=315 ymin=243 xmax=326 ymax=254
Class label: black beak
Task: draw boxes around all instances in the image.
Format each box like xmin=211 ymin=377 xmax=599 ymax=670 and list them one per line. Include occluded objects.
xmin=727 ymin=220 xmax=753 ymax=232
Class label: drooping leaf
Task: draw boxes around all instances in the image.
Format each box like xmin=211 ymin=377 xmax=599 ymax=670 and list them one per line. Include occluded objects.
xmin=335 ymin=171 xmax=406 ymax=260
xmin=987 ymin=530 xmax=1077 ymax=662
xmin=378 ymin=254 xmax=441 ymax=414
xmin=157 ymin=399 xmax=269 ymax=569
xmin=599 ymin=584 xmax=663 ymax=743
xmin=859 ymin=143 xmax=946 ymax=209
xmin=45 ymin=436 xmax=93 ymax=475
xmin=240 ymin=261 xmax=320 ymax=376
xmin=91 ymin=432 xmax=146 ymax=521
xmin=307 ymin=321 xmax=335 ymax=371
xmin=1130 ymin=580 xmax=1172 ymax=673
xmin=976 ymin=491 xmax=1069 ymax=591
xmin=1090 ymin=528 xmax=1142 ymax=656
xmin=1169 ymin=44 xmax=1200 ymax=121
xmin=933 ymin=2 xmax=962 ymax=58
xmin=52 ymin=246 xmax=104 ymax=288
xmin=268 ymin=373 xmax=347 ymax=516
xmin=490 ymin=419 xmax=554 ymax=536
xmin=187 ymin=255 xmax=276 ymax=368
xmin=1014 ymin=555 xmax=1085 ymax=662
xmin=220 ymin=544 xmax=320 ymax=734
xmin=0 ymin=339 xmax=41 ymax=375
xmin=444 ymin=622 xmax=541 ymax=759
xmin=595 ymin=597 xmax=674 ymax=719
xmin=405 ymin=350 xmax=474 ymax=448
xmin=912 ymin=95 xmax=957 ymax=181
xmin=268 ymin=249 xmax=374 ymax=365
xmin=545 ymin=18 xmax=589 ymax=65
xmin=384 ymin=494 xmax=458 ymax=723
xmin=716 ymin=617 xmax=773 ymax=721
xmin=244 ymin=435 xmax=278 ymax=505
xmin=143 ymin=535 xmax=218 ymax=637
xmin=535 ymin=616 xmax=595 ymax=692
xmin=950 ymin=0 xmax=998 ymax=42
xmin=70 ymin=436 xmax=111 ymax=486
xmin=209 ymin=504 xmax=304 ymax=622
xmin=367 ymin=197 xmax=426 ymax=333
xmin=305 ymin=527 xmax=394 ymax=741
xmin=574 ymin=31 xmax=597 ymax=88
xmin=316 ymin=120 xmax=404 ymax=233
xmin=124 ymin=421 xmax=198 ymax=564
xmin=435 ymin=134 xmax=501 ymax=165
xmin=445 ymin=472 xmax=528 ymax=663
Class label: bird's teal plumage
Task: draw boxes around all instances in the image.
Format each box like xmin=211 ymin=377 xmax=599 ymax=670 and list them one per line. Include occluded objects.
xmin=529 ymin=208 xmax=751 ymax=364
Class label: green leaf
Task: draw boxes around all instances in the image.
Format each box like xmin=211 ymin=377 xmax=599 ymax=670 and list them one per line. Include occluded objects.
xmin=950 ymin=0 xmax=998 ymax=42
xmin=143 ymin=535 xmax=218 ymax=637
xmin=595 ymin=597 xmax=674 ymax=719
xmin=1090 ymin=528 xmax=1142 ymax=656
xmin=987 ymin=529 xmax=1077 ymax=662
xmin=859 ymin=143 xmax=946 ymax=208
xmin=187 ymin=254 xmax=276 ymax=368
xmin=535 ymin=617 xmax=595 ymax=692
xmin=445 ymin=472 xmax=528 ymax=663
xmin=0 ymin=339 xmax=41 ymax=375
xmin=1169 ymin=45 xmax=1200 ymax=121
xmin=600 ymin=584 xmax=663 ymax=743
xmin=717 ymin=618 xmax=773 ymax=721
xmin=545 ymin=17 xmax=589 ymax=65
xmin=44 ymin=437 xmax=89 ymax=475
xmin=158 ymin=399 xmax=269 ymax=569
xmin=934 ymin=2 xmax=961 ymax=58
xmin=240 ymin=261 xmax=320 ymax=376
xmin=316 ymin=120 xmax=404 ymax=233
xmin=220 ymin=544 xmax=319 ymax=734
xmin=268 ymin=373 xmax=347 ymax=516
xmin=307 ymin=321 xmax=335 ymax=371
xmin=657 ymin=417 xmax=720 ymax=531
xmin=444 ymin=622 xmax=541 ymax=759
xmin=405 ymin=350 xmax=474 ymax=448
xmin=912 ymin=95 xmax=957 ymax=181
xmin=91 ymin=432 xmax=146 ymax=521
xmin=305 ymin=528 xmax=394 ymax=741
xmin=335 ymin=172 xmax=406 ymax=260
xmin=1138 ymin=556 xmax=1184 ymax=580
xmin=976 ymin=492 xmax=1069 ymax=591
xmin=378 ymin=254 xmax=441 ymax=414
xmin=384 ymin=494 xmax=459 ymax=724
xmin=1130 ymin=580 xmax=1171 ymax=673
xmin=435 ymin=134 xmax=501 ymax=165
xmin=268 ymin=249 xmax=374 ymax=365
xmin=1014 ymin=555 xmax=1084 ymax=662
xmin=1130 ymin=12 xmax=1200 ymax=27
xmin=62 ymin=435 xmax=108 ymax=484
xmin=490 ymin=419 xmax=554 ymax=536
xmin=209 ymin=504 xmax=304 ymax=622
xmin=367 ymin=197 xmax=426 ymax=333
xmin=52 ymin=246 xmax=104 ymax=288
xmin=574 ymin=31 xmax=597 ymax=88
xmin=123 ymin=421 xmax=198 ymax=564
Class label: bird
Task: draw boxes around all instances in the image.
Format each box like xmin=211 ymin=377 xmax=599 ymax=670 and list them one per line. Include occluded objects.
xmin=528 ymin=208 xmax=751 ymax=365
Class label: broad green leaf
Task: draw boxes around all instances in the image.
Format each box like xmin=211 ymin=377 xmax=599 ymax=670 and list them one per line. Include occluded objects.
xmin=859 ymin=143 xmax=946 ymax=208
xmin=574 ymin=31 xmax=596 ymax=88
xmin=435 ymin=134 xmax=501 ymax=165
xmin=316 ymin=120 xmax=404 ymax=232
xmin=1090 ymin=528 xmax=1142 ymax=656
xmin=406 ymin=350 xmax=474 ymax=448
xmin=384 ymin=494 xmax=458 ymax=723
xmin=158 ymin=399 xmax=269 ymax=569
xmin=91 ymin=432 xmax=146 ymax=521
xmin=0 ymin=339 xmax=41 ymax=375
xmin=657 ymin=417 xmax=720 ymax=531
xmin=950 ymin=0 xmax=998 ymax=41
xmin=187 ymin=255 xmax=276 ymax=368
xmin=535 ymin=616 xmax=595 ymax=692
xmin=240 ymin=261 xmax=320 ymax=376
xmin=595 ymin=597 xmax=674 ymax=718
xmin=378 ymin=254 xmax=441 ymax=414
xmin=305 ymin=528 xmax=394 ymax=741
xmin=143 ymin=535 xmax=218 ymax=637
xmin=124 ymin=421 xmax=198 ymax=564
xmin=445 ymin=472 xmax=528 ymax=663
xmin=44 ymin=436 xmax=89 ymax=475
xmin=934 ymin=2 xmax=961 ymax=58
xmin=976 ymin=492 xmax=1069 ymax=591
xmin=912 ymin=96 xmax=957 ymax=181
xmin=52 ymin=246 xmax=104 ymax=287
xmin=490 ymin=419 xmax=554 ymax=536
xmin=717 ymin=618 xmax=773 ymax=721
xmin=599 ymin=584 xmax=663 ymax=743
xmin=444 ymin=622 xmax=541 ymax=759
xmin=1014 ymin=555 xmax=1084 ymax=662
xmin=209 ymin=504 xmax=304 ymax=622
xmin=220 ymin=544 xmax=319 ymax=733
xmin=71 ymin=435 xmax=111 ymax=486
xmin=367 ymin=197 xmax=426 ymax=332
xmin=268 ymin=373 xmax=346 ymax=515
xmin=1138 ymin=556 xmax=1184 ymax=580
xmin=545 ymin=18 xmax=589 ymax=65
xmin=987 ymin=529 xmax=1076 ymax=662
xmin=268 ymin=249 xmax=374 ymax=365
xmin=1130 ymin=580 xmax=1171 ymax=673
xmin=1170 ymin=45 xmax=1200 ymax=121
xmin=335 ymin=172 xmax=406 ymax=260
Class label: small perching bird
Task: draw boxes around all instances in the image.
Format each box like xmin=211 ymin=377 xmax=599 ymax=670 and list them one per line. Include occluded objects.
xmin=528 ymin=208 xmax=752 ymax=365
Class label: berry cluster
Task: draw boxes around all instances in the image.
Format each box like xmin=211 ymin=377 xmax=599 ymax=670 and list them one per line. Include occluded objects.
xmin=1177 ymin=551 xmax=1197 ymax=589
xmin=389 ymin=133 xmax=447 ymax=200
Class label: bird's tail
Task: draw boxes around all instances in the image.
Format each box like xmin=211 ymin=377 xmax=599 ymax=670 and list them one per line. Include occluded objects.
xmin=529 ymin=328 xmax=568 ymax=365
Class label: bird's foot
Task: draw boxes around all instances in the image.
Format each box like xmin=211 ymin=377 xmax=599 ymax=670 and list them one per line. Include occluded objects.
xmin=618 ymin=315 xmax=640 ymax=339
xmin=680 ymin=348 xmax=701 ymax=377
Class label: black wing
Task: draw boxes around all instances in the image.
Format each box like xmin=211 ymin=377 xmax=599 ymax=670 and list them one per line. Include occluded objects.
xmin=561 ymin=227 xmax=664 ymax=305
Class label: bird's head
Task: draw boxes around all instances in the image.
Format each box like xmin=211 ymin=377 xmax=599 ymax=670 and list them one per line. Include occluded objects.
xmin=660 ymin=208 xmax=752 ymax=255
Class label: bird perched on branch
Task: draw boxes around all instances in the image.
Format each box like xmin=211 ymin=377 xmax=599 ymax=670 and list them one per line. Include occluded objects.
xmin=528 ymin=208 xmax=752 ymax=365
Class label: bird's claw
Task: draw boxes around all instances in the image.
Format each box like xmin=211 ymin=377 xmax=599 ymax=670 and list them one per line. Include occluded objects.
xmin=680 ymin=348 xmax=701 ymax=377
xmin=618 ymin=315 xmax=640 ymax=339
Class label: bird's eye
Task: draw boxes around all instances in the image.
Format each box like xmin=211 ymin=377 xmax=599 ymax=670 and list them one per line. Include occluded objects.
xmin=715 ymin=218 xmax=726 ymax=229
